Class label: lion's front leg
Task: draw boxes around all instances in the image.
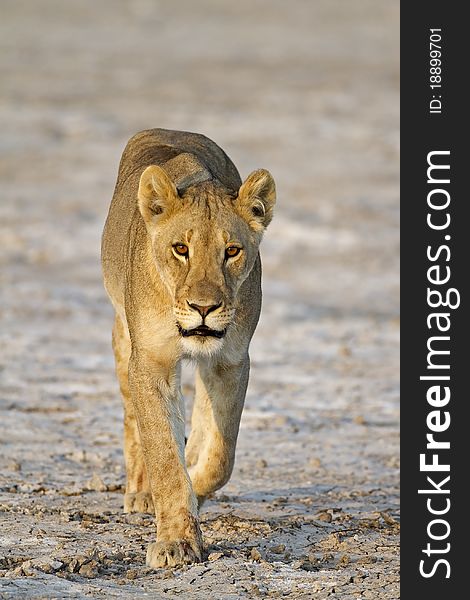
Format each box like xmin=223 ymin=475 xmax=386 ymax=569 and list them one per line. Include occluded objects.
xmin=128 ymin=349 xmax=203 ymax=568
xmin=187 ymin=356 xmax=249 ymax=506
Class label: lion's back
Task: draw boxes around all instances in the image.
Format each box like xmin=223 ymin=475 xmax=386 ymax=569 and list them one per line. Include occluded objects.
xmin=115 ymin=129 xmax=241 ymax=194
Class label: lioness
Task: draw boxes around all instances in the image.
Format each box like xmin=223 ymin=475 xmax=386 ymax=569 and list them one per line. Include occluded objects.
xmin=101 ymin=128 xmax=275 ymax=568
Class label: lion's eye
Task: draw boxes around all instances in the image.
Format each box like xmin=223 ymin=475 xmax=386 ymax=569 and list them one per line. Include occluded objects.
xmin=173 ymin=244 xmax=189 ymax=257
xmin=225 ymin=246 xmax=241 ymax=258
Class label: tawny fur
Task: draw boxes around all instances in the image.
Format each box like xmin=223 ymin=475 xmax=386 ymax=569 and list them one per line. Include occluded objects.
xmin=101 ymin=128 xmax=275 ymax=568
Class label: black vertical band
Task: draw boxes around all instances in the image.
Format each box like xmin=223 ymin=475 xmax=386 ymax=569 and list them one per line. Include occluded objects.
xmin=401 ymin=4 xmax=467 ymax=597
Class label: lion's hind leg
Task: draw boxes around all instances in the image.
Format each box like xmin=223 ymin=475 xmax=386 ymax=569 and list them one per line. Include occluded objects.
xmin=112 ymin=315 xmax=153 ymax=514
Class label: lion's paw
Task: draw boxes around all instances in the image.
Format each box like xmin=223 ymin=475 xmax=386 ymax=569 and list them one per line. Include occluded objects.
xmin=124 ymin=491 xmax=154 ymax=514
xmin=146 ymin=539 xmax=203 ymax=568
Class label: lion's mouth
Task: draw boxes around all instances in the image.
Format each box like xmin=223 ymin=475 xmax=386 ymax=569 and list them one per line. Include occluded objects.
xmin=177 ymin=324 xmax=226 ymax=339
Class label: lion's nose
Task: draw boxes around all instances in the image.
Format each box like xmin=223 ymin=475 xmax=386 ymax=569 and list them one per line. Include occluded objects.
xmin=187 ymin=301 xmax=222 ymax=318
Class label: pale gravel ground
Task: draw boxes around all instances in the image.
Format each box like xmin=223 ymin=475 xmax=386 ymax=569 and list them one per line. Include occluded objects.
xmin=0 ymin=1 xmax=399 ymax=598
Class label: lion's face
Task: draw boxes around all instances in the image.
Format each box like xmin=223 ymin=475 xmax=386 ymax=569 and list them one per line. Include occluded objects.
xmin=152 ymin=198 xmax=257 ymax=355
xmin=137 ymin=167 xmax=275 ymax=356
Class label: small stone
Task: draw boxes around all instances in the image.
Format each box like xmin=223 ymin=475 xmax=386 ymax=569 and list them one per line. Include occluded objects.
xmin=309 ymin=457 xmax=322 ymax=468
xmin=60 ymin=487 xmax=81 ymax=496
xmin=338 ymin=345 xmax=352 ymax=357
xmin=85 ymin=473 xmax=107 ymax=492
xmin=75 ymin=554 xmax=89 ymax=567
xmin=385 ymin=456 xmax=400 ymax=468
xmin=315 ymin=511 xmax=332 ymax=522
xmin=270 ymin=544 xmax=286 ymax=554
xmin=272 ymin=496 xmax=288 ymax=506
xmin=50 ymin=560 xmax=64 ymax=571
xmin=36 ymin=559 xmax=64 ymax=574
xmin=308 ymin=553 xmax=318 ymax=564
xmin=111 ymin=551 xmax=124 ymax=561
xmin=250 ymin=548 xmax=262 ymax=561
xmin=59 ymin=511 xmax=70 ymax=523
xmin=249 ymin=583 xmax=267 ymax=596
xmin=380 ymin=511 xmax=398 ymax=526
xmin=107 ymin=483 xmax=125 ymax=492
xmin=68 ymin=558 xmax=79 ymax=573
xmin=337 ymin=553 xmax=350 ymax=566
xmin=79 ymin=561 xmax=98 ymax=578
xmin=34 ymin=529 xmax=47 ymax=538
xmin=353 ymin=415 xmax=366 ymax=425
xmin=208 ymin=552 xmax=224 ymax=561
xmin=19 ymin=557 xmax=63 ymax=576
xmin=125 ymin=568 xmax=138 ymax=579
xmin=299 ymin=559 xmax=316 ymax=572
xmin=272 ymin=415 xmax=288 ymax=427
xmin=20 ymin=560 xmax=36 ymax=576
xmin=161 ymin=569 xmax=175 ymax=579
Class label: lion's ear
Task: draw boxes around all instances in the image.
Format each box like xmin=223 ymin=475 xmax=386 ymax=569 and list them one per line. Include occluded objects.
xmin=236 ymin=169 xmax=276 ymax=231
xmin=138 ymin=165 xmax=178 ymax=226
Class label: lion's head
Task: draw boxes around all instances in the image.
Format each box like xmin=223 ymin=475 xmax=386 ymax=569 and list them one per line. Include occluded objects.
xmin=137 ymin=165 xmax=275 ymax=356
